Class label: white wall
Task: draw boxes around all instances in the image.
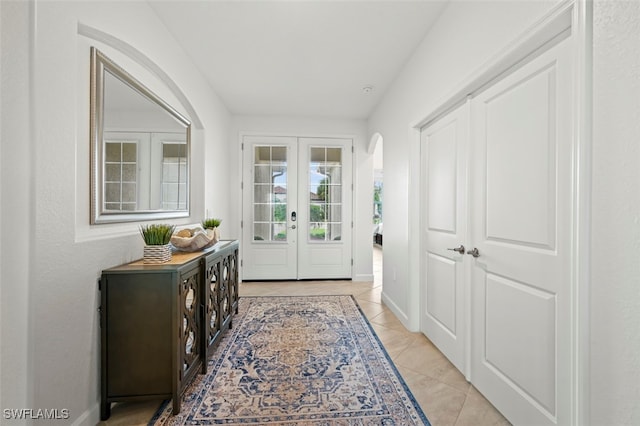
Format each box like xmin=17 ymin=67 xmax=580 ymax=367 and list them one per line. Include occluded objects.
xmin=367 ymin=0 xmax=559 ymax=329
xmin=0 ymin=1 xmax=231 ymax=424
xmin=1 ymin=1 xmax=34 ymax=419
xmin=229 ymin=115 xmax=373 ymax=281
xmin=372 ymin=135 xmax=383 ymax=170
xmin=591 ymin=0 xmax=640 ymax=424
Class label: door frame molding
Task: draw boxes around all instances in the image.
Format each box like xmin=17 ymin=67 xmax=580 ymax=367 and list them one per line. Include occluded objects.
xmin=406 ymin=1 xmax=591 ymax=424
xmin=238 ymin=131 xmax=357 ymax=281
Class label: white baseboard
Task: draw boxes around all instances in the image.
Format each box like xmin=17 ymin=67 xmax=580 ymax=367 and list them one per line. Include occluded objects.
xmin=71 ymin=403 xmax=99 ymax=426
xmin=353 ymin=273 xmax=374 ymax=282
xmin=380 ymin=291 xmax=418 ymax=332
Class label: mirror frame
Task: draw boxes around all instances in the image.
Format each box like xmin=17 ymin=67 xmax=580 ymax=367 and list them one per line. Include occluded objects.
xmin=90 ymin=47 xmax=191 ymax=224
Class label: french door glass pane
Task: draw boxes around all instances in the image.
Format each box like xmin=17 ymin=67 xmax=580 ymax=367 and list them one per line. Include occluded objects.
xmin=254 ymin=165 xmax=271 ymax=184
xmin=254 ymin=204 xmax=271 ymax=222
xmin=253 ymin=223 xmax=269 ymax=241
xmin=272 ymin=223 xmax=287 ymax=241
xmin=254 ymin=184 xmax=270 ymax=203
xmin=307 ymin=223 xmax=343 ymax=242
xmin=271 ymin=147 xmax=287 ymax=164
xmin=308 ymin=146 xmax=342 ymax=242
xmin=253 ymin=146 xmax=288 ymax=242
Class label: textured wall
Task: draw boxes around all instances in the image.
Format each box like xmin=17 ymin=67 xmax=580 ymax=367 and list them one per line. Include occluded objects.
xmin=1 ymin=0 xmax=34 ymax=418
xmin=591 ymin=0 xmax=640 ymax=424
xmin=367 ymin=0 xmax=559 ymax=328
xmin=1 ymin=1 xmax=231 ymax=424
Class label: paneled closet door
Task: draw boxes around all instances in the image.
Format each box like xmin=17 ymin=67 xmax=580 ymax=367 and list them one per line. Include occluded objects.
xmin=469 ymin=36 xmax=573 ymax=425
xmin=420 ymin=102 xmax=469 ymax=375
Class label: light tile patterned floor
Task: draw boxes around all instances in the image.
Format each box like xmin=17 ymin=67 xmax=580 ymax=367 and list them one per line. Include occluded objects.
xmin=99 ymin=246 xmax=509 ymax=426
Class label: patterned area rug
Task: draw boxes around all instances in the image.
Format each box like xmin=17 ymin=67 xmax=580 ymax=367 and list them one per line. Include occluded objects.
xmin=150 ymin=295 xmax=430 ymax=425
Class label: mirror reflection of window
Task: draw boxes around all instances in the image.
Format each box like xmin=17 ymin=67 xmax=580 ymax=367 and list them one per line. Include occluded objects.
xmin=104 ymin=141 xmax=138 ymax=211
xmin=161 ymin=142 xmax=188 ymax=210
xmin=103 ymin=131 xmax=186 ymax=212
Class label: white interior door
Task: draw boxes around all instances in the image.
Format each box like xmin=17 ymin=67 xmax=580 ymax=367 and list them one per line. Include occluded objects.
xmin=469 ymin=37 xmax=573 ymax=425
xmin=242 ymin=136 xmax=298 ymax=280
xmin=242 ymin=136 xmax=352 ymax=280
xmin=420 ymin=103 xmax=469 ymax=374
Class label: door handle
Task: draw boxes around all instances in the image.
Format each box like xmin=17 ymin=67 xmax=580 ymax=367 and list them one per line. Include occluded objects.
xmin=447 ymin=245 xmax=465 ymax=254
xmin=290 ymin=224 xmax=297 ymax=230
xmin=467 ymin=248 xmax=480 ymax=258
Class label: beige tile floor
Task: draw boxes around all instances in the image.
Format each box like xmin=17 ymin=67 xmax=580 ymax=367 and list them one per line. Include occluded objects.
xmin=100 ymin=246 xmax=509 ymax=426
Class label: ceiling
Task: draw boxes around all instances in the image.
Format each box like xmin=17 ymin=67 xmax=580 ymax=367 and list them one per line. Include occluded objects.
xmin=148 ymin=0 xmax=448 ymax=120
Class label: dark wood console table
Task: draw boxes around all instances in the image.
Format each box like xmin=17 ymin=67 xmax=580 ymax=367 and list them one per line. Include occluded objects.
xmin=99 ymin=240 xmax=239 ymax=420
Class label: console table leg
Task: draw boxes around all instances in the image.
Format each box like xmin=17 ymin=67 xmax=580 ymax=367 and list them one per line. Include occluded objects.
xmin=100 ymin=401 xmax=110 ymax=421
xmin=172 ymin=396 xmax=181 ymax=415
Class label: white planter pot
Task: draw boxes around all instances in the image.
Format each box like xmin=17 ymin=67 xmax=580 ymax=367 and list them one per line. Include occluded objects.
xmin=143 ymin=244 xmax=172 ymax=263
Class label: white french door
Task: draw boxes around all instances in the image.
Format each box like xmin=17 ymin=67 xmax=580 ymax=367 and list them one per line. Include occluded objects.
xmin=469 ymin=37 xmax=573 ymax=426
xmin=241 ymin=136 xmax=298 ymax=280
xmin=297 ymin=138 xmax=353 ymax=279
xmin=241 ymin=135 xmax=352 ymax=280
xmin=420 ymin=102 xmax=469 ymax=375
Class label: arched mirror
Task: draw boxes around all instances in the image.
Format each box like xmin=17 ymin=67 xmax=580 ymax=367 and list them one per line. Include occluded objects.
xmin=90 ymin=47 xmax=191 ymax=224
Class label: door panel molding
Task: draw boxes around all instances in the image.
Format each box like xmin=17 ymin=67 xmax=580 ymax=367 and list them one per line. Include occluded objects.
xmin=484 ymin=273 xmax=557 ymax=414
xmin=427 ymin=119 xmax=458 ymax=234
xmin=483 ymin=62 xmax=558 ymax=250
xmin=425 ymin=252 xmax=457 ymax=336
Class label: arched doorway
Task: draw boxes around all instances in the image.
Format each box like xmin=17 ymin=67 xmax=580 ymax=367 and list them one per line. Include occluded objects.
xmin=369 ymin=133 xmax=383 ymax=284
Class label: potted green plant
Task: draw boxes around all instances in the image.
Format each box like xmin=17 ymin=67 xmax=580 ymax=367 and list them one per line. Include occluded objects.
xmin=140 ymin=224 xmax=175 ymax=263
xmin=202 ymin=218 xmax=222 ymax=241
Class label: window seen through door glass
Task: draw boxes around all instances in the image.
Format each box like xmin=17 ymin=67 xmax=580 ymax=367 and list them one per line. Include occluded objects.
xmin=253 ymin=146 xmax=287 ymax=241
xmin=309 ymin=147 xmax=342 ymax=242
